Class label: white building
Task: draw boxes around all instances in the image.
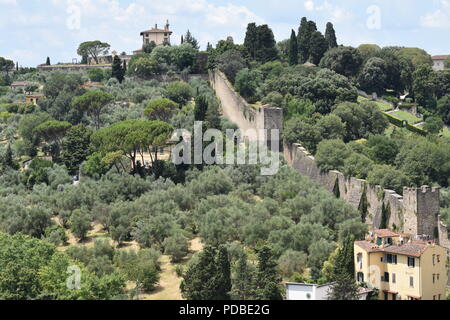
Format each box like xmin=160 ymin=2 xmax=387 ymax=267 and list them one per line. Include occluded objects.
xmin=285 ymin=283 xmax=332 ymax=300
xmin=432 ymin=55 xmax=449 ymax=71
xmin=286 ymin=282 xmax=372 ymax=300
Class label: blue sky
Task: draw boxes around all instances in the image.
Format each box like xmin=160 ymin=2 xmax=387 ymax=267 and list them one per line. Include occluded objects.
xmin=1 ymin=0 xmax=450 ymax=67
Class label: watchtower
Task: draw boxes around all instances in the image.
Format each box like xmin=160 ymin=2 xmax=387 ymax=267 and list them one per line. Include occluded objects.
xmin=403 ymin=186 xmax=440 ymax=238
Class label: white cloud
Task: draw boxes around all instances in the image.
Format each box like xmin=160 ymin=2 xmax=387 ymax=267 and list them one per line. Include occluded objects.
xmin=302 ymin=0 xmax=351 ymax=23
xmin=0 ymin=0 xmax=17 ymax=4
xmin=420 ymin=0 xmax=450 ymax=28
xmin=304 ymin=0 xmax=314 ymax=11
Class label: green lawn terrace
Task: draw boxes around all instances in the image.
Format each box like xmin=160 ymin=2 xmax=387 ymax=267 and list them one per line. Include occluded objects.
xmin=442 ymin=127 xmax=450 ymax=138
xmin=357 ymin=96 xmax=394 ymax=112
xmin=390 ymin=110 xmax=423 ymax=124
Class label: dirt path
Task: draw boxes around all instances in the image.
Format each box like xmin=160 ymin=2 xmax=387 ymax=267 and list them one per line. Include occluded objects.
xmin=55 ymin=221 xmax=204 ymax=300
xmin=142 ymin=237 xmax=204 ymax=300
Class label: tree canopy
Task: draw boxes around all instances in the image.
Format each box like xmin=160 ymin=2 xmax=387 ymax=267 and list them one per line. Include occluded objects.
xmin=77 ymin=41 xmax=111 ymax=64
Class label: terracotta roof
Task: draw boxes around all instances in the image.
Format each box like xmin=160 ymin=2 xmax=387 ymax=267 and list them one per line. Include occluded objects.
xmin=141 ymin=29 xmax=172 ymax=34
xmin=356 ymin=240 xmax=432 ymax=257
xmin=26 ymin=93 xmax=44 ymax=98
xmin=432 ymin=55 xmax=449 ymax=60
xmin=355 ymin=240 xmax=379 ymax=252
xmin=383 ymin=290 xmax=398 ymax=295
xmin=406 ymin=294 xmax=421 ymax=299
xmin=374 ymin=229 xmax=399 ymax=238
xmin=303 ymin=62 xmax=317 ymax=67
xmin=383 ymin=242 xmax=430 ymax=257
xmin=11 ymin=81 xmax=28 ymax=86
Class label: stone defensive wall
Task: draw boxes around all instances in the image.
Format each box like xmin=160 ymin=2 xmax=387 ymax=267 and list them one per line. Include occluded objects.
xmin=37 ymin=64 xmax=113 ymax=72
xmin=209 ymin=68 xmax=449 ymax=250
xmin=284 ymin=142 xmax=449 ymax=250
xmin=209 ymin=69 xmax=283 ymax=151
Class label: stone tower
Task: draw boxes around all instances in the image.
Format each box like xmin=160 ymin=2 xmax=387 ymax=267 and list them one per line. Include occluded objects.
xmin=403 ymin=186 xmax=440 ymax=239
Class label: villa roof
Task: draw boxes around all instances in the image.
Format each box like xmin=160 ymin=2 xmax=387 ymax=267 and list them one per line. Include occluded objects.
xmin=11 ymin=81 xmax=28 ymax=86
xmin=303 ymin=62 xmax=316 ymax=67
xmin=141 ymin=28 xmax=172 ymax=35
xmin=373 ymin=229 xmax=400 ymax=238
xmin=431 ymin=55 xmax=449 ymax=60
xmin=26 ymin=93 xmax=44 ymax=98
xmin=355 ymin=240 xmax=432 ymax=257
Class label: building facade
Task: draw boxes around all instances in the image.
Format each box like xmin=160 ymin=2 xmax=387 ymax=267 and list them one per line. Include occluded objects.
xmin=140 ymin=21 xmax=172 ymax=47
xmin=354 ymin=229 xmax=447 ymax=300
xmin=285 ymin=282 xmax=371 ymax=300
xmin=432 ymin=55 xmax=448 ymax=71
xmin=285 ymin=283 xmax=332 ymax=300
xmin=25 ymin=93 xmax=44 ymax=105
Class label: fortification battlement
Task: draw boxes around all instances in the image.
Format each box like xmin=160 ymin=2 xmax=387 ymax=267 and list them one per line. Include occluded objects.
xmin=211 ymin=66 xmax=449 ymax=248
xmin=403 ymin=186 xmax=440 ymax=194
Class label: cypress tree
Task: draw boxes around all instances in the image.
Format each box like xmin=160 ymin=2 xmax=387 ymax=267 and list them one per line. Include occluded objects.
xmin=180 ymin=246 xmax=218 ymax=300
xmin=332 ymin=235 xmax=355 ymax=279
xmin=2 ymin=144 xmax=15 ymax=169
xmin=256 ymin=246 xmax=283 ymax=300
xmin=328 ymin=273 xmax=360 ymax=300
xmin=214 ymin=246 xmax=231 ymax=300
xmin=244 ymin=22 xmax=258 ymax=59
xmin=112 ymin=55 xmax=125 ymax=83
xmin=46 ymin=57 xmax=51 ymax=65
xmin=325 ymin=22 xmax=338 ymax=49
xmin=309 ymin=30 xmax=328 ymax=65
xmin=254 ymin=24 xmax=278 ymax=63
xmin=297 ymin=17 xmax=317 ymax=63
xmin=184 ymin=30 xmax=199 ymax=50
xmin=231 ymin=253 xmax=255 ymax=300
xmin=289 ymin=29 xmax=298 ymax=65
xmin=194 ymin=95 xmax=208 ymax=122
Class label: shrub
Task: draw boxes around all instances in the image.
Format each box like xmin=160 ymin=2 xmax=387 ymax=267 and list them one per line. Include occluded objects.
xmin=175 ymin=265 xmax=185 ymax=278
xmin=398 ymin=102 xmax=416 ymax=110
xmin=163 ymin=233 xmax=190 ymax=263
xmin=278 ymin=250 xmax=308 ymax=278
xmin=262 ymin=92 xmax=283 ymax=107
xmin=164 ymin=81 xmax=193 ymax=106
xmin=382 ymin=95 xmax=399 ymax=107
xmin=315 ymin=139 xmax=351 ymax=172
xmin=234 ymin=68 xmax=263 ymax=104
xmin=87 ymin=68 xmax=105 ymax=82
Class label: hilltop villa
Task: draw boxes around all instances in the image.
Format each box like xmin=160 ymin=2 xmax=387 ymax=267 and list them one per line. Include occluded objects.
xmin=432 ymin=55 xmax=449 ymax=71
xmin=134 ymin=20 xmax=173 ymax=54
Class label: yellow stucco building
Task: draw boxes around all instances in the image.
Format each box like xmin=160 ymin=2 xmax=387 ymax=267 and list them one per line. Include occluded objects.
xmin=25 ymin=93 xmax=44 ymax=105
xmin=354 ymin=229 xmax=448 ymax=300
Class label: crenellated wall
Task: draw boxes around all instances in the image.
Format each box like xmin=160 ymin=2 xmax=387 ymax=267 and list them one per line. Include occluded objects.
xmin=284 ymin=142 xmax=449 ymax=250
xmin=210 ymin=67 xmax=449 ymax=250
xmin=209 ymin=69 xmax=283 ymax=151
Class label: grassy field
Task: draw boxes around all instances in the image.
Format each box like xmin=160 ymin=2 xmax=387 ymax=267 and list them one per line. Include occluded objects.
xmin=375 ymin=101 xmax=394 ymax=111
xmin=390 ymin=110 xmax=422 ymax=124
xmin=357 ymin=96 xmax=369 ymax=102
xmin=442 ymin=127 xmax=450 ymax=138
xmin=56 ymin=218 xmax=204 ymax=301
xmin=142 ymin=238 xmax=204 ymax=300
xmin=357 ymin=96 xmax=393 ymax=111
